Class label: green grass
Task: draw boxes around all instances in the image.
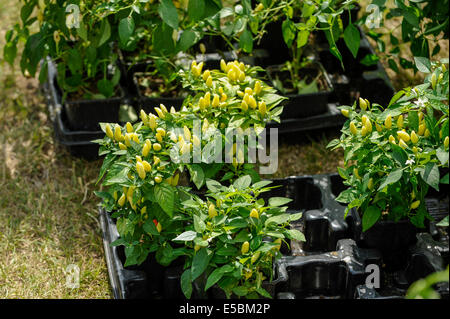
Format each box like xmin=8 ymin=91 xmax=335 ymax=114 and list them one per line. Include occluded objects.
xmin=0 ymin=2 xmax=111 ymax=298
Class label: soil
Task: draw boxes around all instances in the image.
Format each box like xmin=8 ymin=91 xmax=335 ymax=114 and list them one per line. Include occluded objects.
xmin=135 ymin=72 xmax=186 ymax=99
xmin=269 ymin=63 xmax=330 ymax=96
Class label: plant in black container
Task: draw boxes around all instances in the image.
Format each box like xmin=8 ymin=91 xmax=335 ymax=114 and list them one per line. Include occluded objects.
xmin=212 ymin=0 xmax=361 ymax=119
xmin=5 ymin=0 xmax=133 ymax=131
xmin=95 ymin=60 xmax=301 ymax=299
xmin=327 ymin=59 xmax=449 ymax=269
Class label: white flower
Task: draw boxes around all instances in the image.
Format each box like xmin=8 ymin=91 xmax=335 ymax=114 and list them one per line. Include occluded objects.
xmin=414 ymin=97 xmax=428 ymax=108
xmin=405 ymin=159 xmax=415 ymax=166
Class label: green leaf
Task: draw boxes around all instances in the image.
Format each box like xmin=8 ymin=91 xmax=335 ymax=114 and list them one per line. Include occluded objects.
xmin=256 ymin=287 xmax=272 ymax=298
xmin=420 ymin=162 xmax=440 ymax=191
xmin=188 ymin=0 xmax=205 ymax=22
xmin=143 ymin=218 xmax=159 ymax=236
xmin=104 ymin=167 xmax=130 ymax=185
xmin=282 ymin=19 xmax=295 ymax=47
xmin=239 ymin=28 xmax=253 ymax=53
xmin=343 ymin=24 xmax=360 ymax=58
xmin=360 ymin=54 xmax=380 ymax=66
xmin=440 ymin=173 xmax=449 ymax=184
xmin=173 ymin=231 xmax=197 ymax=241
xmin=378 ymin=169 xmax=403 ymax=191
xmin=436 ymin=148 xmax=449 ymax=166
xmin=96 ymin=154 xmax=116 ymax=185
xmin=265 ymin=214 xmax=291 ymax=226
xmin=158 ymin=0 xmax=179 ymax=30
xmin=191 ymin=248 xmax=211 ymax=281
xmin=154 ymin=183 xmax=175 ymax=217
xmin=414 ymin=57 xmax=431 ymax=73
xmin=189 ymin=164 xmax=205 ymax=189
xmin=3 ymin=42 xmax=17 ymax=66
xmin=97 ymin=79 xmax=114 ymax=98
xmin=436 ymin=216 xmax=449 ymax=227
xmin=232 ymin=286 xmax=248 ymax=297
xmin=97 ymin=19 xmax=111 ymax=47
xmin=194 ymin=215 xmax=206 ymax=233
xmin=233 ymin=175 xmax=252 ymax=190
xmin=286 ymin=229 xmax=305 ymax=242
xmin=297 ymin=30 xmax=309 ymax=48
xmin=362 ymin=206 xmax=381 ymax=231
xmin=177 ymin=29 xmax=199 ymax=52
xmin=268 ymin=197 xmax=292 ymax=207
xmin=181 ymin=269 xmax=193 ymax=298
xmin=205 ymin=265 xmax=232 ymax=291
xmin=119 ymin=17 xmax=135 ymax=44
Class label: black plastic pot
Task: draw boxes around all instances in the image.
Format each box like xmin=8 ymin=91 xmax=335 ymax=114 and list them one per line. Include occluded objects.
xmin=46 ymin=59 xmax=129 ymax=131
xmin=132 ymin=71 xmax=185 ymax=115
xmin=346 ymin=208 xmax=421 ymax=271
xmin=42 ymin=60 xmax=104 ymax=160
xmin=266 ymin=62 xmax=333 ymax=119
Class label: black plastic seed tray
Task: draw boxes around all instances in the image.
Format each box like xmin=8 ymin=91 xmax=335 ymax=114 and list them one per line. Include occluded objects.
xmin=99 ymin=173 xmax=449 ymax=299
xmin=42 ymin=60 xmax=104 ymax=160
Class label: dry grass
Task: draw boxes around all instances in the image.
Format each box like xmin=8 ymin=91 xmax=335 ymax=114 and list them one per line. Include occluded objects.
xmin=0 ymin=2 xmax=110 ymax=298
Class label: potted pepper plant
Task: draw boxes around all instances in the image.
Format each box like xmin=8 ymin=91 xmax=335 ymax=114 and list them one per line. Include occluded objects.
xmin=207 ymin=0 xmax=361 ymax=119
xmin=327 ymin=59 xmax=449 ymax=269
xmin=5 ymin=0 xmax=130 ymax=131
xmin=95 ymin=60 xmax=303 ymax=298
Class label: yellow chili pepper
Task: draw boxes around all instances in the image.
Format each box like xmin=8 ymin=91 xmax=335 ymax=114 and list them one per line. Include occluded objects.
xmin=250 ymin=208 xmax=259 ymax=219
xmin=208 ymin=203 xmax=217 ymax=218
xmin=254 ymin=80 xmax=262 ymax=95
xmin=397 ymin=131 xmax=410 ymax=142
xmin=212 ymin=94 xmax=220 ymax=107
xmin=385 ymin=115 xmax=392 ymax=129
xmin=142 ymin=160 xmax=152 ymax=172
xmin=350 ymin=122 xmax=358 ymax=135
xmin=154 ymin=176 xmax=162 ymax=183
xmin=397 ymin=115 xmax=404 ymax=129
xmin=411 ymin=131 xmax=419 ymax=144
xmin=241 ymin=241 xmax=249 ymax=254
xmin=251 ymin=251 xmax=261 ymax=264
xmin=399 ymin=138 xmax=408 ymax=149
xmin=126 ymin=122 xmax=133 ymax=133
xmin=418 ymin=124 xmax=426 ymax=136
xmin=258 ymin=101 xmax=267 ymax=116
xmin=136 ymin=162 xmax=146 ymax=180
xmin=341 ymin=109 xmax=349 ymax=118
xmin=118 ymin=193 xmax=126 ymax=207
xmin=153 ymin=143 xmax=162 ymax=151
xmin=202 ymin=70 xmax=210 ymax=81
xmin=119 ymin=142 xmax=127 ymax=150
xmin=206 ymin=76 xmax=213 ymax=88
xmin=410 ymin=200 xmax=420 ymax=210
xmin=105 ymin=124 xmax=114 ymax=139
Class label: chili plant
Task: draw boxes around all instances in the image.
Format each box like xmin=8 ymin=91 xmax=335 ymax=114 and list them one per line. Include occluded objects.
xmin=327 ymin=59 xmax=449 ymax=231
xmin=5 ymin=0 xmax=123 ymax=99
xmin=208 ymin=0 xmax=361 ymax=93
xmin=176 ymin=176 xmax=304 ymax=299
xmin=361 ymin=0 xmax=449 ymax=73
